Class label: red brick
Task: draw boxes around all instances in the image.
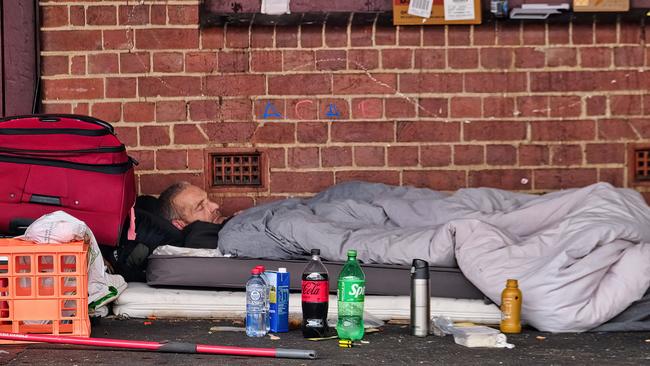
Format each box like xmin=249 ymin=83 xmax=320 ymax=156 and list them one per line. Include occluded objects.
xmin=486 ymin=145 xmax=517 ymax=165
xmin=333 ymin=74 xmax=396 ymax=94
xmin=70 ymin=56 xmax=85 ymax=75
xmin=519 ymin=144 xmax=549 ymax=166
xmin=283 ymin=50 xmax=315 ymax=71
xmin=480 ymin=48 xmax=513 ymax=69
xmin=549 ymin=96 xmax=582 ymax=117
xmin=464 ymin=121 xmax=526 ymax=141
xmin=92 ymin=102 xmax=121 ymax=123
xmin=532 ymin=120 xmax=595 ymax=141
xmin=251 ymin=123 xmax=295 ymax=144
xmin=219 ymin=196 xmax=255 ymax=217
xmin=269 ymin=74 xmax=331 ymax=95
xmin=140 ymin=173 xmax=204 ymax=195
xmin=205 ymin=75 xmax=265 ymax=96
xmin=352 ymin=98 xmax=382 ymax=119
xmin=118 ymin=5 xmax=149 ymax=25
xmin=454 ymin=145 xmax=484 ymax=165
xmin=614 ymin=46 xmax=644 ymax=67
xmin=522 ymin=23 xmax=545 ymax=45
xmin=221 ymin=99 xmax=252 ymax=121
xmin=531 ymin=70 xmax=648 ymax=92
xmin=168 ymin=5 xmax=198 ymax=25
xmin=254 ymin=99 xmax=285 ymax=121
xmin=139 ymin=76 xmax=201 ymax=97
xmin=331 ymin=122 xmax=393 ymax=142
xmin=548 ymin=23 xmax=569 ymax=44
xmin=514 ymin=48 xmax=545 ymax=68
xmin=297 ymin=122 xmax=327 ymax=143
xmin=185 ymin=52 xmax=218 ymax=73
xmin=301 ymin=25 xmax=323 ymax=48
xmin=276 ymin=26 xmax=298 ymax=47
xmin=189 ymin=100 xmax=219 ymax=121
xmin=123 ymin=102 xmax=155 ymax=122
xmin=72 ymin=103 xmax=89 ymax=115
xmin=414 ymin=49 xmax=445 ymax=69
xmin=348 ymin=49 xmax=379 ymax=70
xmin=381 ymin=49 xmax=413 ymax=69
xmin=156 ymin=101 xmax=187 ymax=122
xmin=286 ymin=99 xmax=317 ymax=120
xmin=218 ymin=51 xmax=248 ymax=73
xmin=325 ymin=24 xmax=348 ymax=47
xmin=644 ymin=96 xmax=650 ymax=115
xmin=41 ymin=55 xmax=68 ymax=76
xmin=397 ymin=121 xmax=459 ymax=142
xmin=336 ymin=171 xmax=400 ymax=186
xmin=546 ymin=47 xmax=577 ymax=67
xmin=399 ymin=73 xmax=462 ymax=93
xmin=448 ymin=27 xmax=470 ymax=45
xmin=474 ymin=24 xmax=496 ymax=46
xmin=41 ymin=6 xmax=68 ymax=28
xmin=586 ymin=143 xmax=625 ymax=164
xmin=203 ymin=122 xmax=256 ymax=143
xmin=201 ymin=27 xmax=224 ymax=49
xmin=630 ymin=119 xmax=650 ymax=138
xmin=595 ymin=21 xmax=617 ymax=44
xmin=351 ymin=24 xmax=373 ymax=47
xmin=103 ymin=29 xmax=133 ymax=50
xmin=403 ymin=170 xmax=466 ymax=191
xmin=610 ymin=95 xmax=643 ymax=116
xmin=551 ymin=145 xmax=582 ymax=165
xmin=87 ymin=5 xmax=116 ymax=25
xmin=398 ymin=27 xmax=421 ymax=46
xmin=113 ymin=127 xmax=138 ymax=148
xmin=41 ymin=30 xmax=102 ymax=51
xmin=120 ymin=52 xmax=150 ymax=73
xmin=375 ymin=26 xmax=396 ymax=46
xmin=620 ymin=22 xmax=642 ymax=44
xmin=586 ymin=95 xmax=607 ymax=116
xmin=465 ymin=72 xmax=527 ymax=93
xmin=266 ymin=148 xmax=286 ymax=169
xmin=315 ymin=50 xmax=347 ymax=71
xmin=129 ymin=150 xmax=154 ymax=171
xmin=448 ymin=48 xmax=478 ymax=69
xmin=450 ymin=97 xmax=481 ymax=118
xmin=534 ymin=169 xmax=597 ymax=189
xmin=43 ymin=78 xmax=103 ymax=100
xmin=140 ymin=125 xmax=170 ymax=146
xmin=387 ymin=146 xmax=418 ymax=167
xmin=385 ymin=98 xmax=416 ymax=118
xmin=496 ymin=23 xmax=520 ymax=46
xmin=153 ymin=52 xmax=184 ymax=73
xmin=322 ymin=147 xmax=352 ymax=167
xmin=251 ymin=51 xmax=282 ymax=72
xmin=288 ymin=147 xmax=320 ymax=168
xmin=42 ymin=103 xmax=72 ymax=114
xmin=69 ymin=6 xmax=84 ymax=26
xmin=319 ymin=99 xmax=349 ymax=120
xmin=579 ymin=47 xmax=611 ymax=68
xmin=469 ymin=170 xmax=532 ymax=190
xmin=420 ymin=145 xmax=452 ymax=167
xmin=598 ymin=119 xmax=638 ymax=140
xmin=599 ymin=168 xmax=624 ymax=187
xmin=136 ymin=29 xmax=199 ymax=49
xmin=270 ymin=172 xmax=333 ymax=193
xmin=422 ymin=28 xmax=445 ymax=46
xmin=572 ymin=22 xmax=594 ymax=44
xmin=251 ymin=25 xmax=274 ymax=48
xmin=483 ymin=97 xmax=515 ymax=118
xmin=183 ymin=149 xmax=200 ymax=169
xmin=517 ymin=96 xmax=549 ymax=117
xmin=174 ymin=124 xmax=208 ymax=144
xmin=354 ymin=146 xmax=385 ymax=166
xmin=156 ymin=149 xmax=188 ymax=170
xmin=223 ymin=26 xmax=250 ymax=48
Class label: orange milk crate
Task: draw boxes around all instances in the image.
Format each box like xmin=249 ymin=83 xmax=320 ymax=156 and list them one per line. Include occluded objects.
xmin=0 ymin=238 xmax=90 ymax=342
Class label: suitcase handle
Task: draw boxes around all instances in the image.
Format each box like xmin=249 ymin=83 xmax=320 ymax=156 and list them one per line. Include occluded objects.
xmin=0 ymin=114 xmax=115 ymax=134
xmin=29 ymin=194 xmax=62 ymax=206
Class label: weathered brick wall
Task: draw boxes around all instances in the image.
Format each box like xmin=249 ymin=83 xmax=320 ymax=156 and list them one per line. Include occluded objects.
xmin=39 ymin=1 xmax=650 ymax=214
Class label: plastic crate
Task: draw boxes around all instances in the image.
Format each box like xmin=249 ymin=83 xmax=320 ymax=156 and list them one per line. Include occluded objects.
xmin=0 ymin=238 xmax=89 ymax=342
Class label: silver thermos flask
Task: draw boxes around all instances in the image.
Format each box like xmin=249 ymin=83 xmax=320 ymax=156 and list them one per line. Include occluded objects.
xmin=410 ymin=259 xmax=430 ymax=337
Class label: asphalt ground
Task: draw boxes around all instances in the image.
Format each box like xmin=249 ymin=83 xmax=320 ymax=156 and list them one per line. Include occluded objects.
xmin=1 ymin=318 xmax=649 ymax=365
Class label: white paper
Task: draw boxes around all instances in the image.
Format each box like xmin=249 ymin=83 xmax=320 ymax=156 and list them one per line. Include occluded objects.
xmin=262 ymin=0 xmax=291 ymax=15
xmin=444 ymin=0 xmax=475 ymax=21
xmin=408 ymin=0 xmax=434 ymax=18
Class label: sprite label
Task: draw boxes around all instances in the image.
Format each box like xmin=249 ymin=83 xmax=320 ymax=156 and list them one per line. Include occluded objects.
xmin=338 ymin=279 xmax=365 ymax=302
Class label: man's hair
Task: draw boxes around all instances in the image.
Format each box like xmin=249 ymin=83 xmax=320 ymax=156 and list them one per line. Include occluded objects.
xmin=158 ymin=181 xmax=192 ymax=221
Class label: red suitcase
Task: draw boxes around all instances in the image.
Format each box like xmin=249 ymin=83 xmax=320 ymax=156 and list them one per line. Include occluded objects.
xmin=0 ymin=114 xmax=136 ymax=246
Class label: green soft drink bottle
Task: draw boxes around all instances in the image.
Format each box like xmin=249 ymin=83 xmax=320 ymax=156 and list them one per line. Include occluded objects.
xmin=336 ymin=250 xmax=365 ymax=341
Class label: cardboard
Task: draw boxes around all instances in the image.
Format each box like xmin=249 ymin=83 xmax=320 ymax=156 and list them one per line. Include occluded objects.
xmin=393 ymin=0 xmax=482 ymax=25
xmin=573 ymin=0 xmax=630 ymax=12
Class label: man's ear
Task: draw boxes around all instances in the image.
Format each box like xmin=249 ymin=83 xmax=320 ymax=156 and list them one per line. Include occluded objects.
xmin=171 ymin=219 xmax=186 ymax=230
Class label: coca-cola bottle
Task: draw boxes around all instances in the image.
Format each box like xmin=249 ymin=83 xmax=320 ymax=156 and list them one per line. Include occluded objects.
xmin=301 ymin=248 xmax=330 ymax=338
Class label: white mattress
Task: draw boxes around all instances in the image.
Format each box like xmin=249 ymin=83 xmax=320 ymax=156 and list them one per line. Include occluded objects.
xmin=113 ymin=283 xmax=501 ymax=324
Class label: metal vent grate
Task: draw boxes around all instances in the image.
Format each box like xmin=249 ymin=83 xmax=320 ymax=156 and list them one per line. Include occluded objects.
xmin=636 ymin=149 xmax=650 ymax=181
xmin=210 ymin=153 xmax=262 ymax=187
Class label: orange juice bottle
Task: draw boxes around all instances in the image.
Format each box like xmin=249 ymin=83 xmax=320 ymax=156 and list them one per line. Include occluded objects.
xmin=500 ymin=279 xmax=522 ymax=333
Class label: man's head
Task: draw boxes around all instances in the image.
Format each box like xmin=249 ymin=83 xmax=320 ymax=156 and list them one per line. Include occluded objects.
xmin=159 ymin=181 xmax=225 ymax=229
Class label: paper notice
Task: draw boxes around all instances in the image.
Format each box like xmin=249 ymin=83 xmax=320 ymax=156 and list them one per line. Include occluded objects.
xmin=444 ymin=0 xmax=475 ymax=21
xmin=262 ymin=0 xmax=290 ymax=15
xmin=408 ymin=0 xmax=434 ymax=18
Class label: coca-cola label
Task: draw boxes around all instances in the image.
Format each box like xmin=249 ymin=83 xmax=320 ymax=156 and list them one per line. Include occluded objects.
xmin=302 ymin=280 xmax=328 ymax=302
xmin=338 ymin=279 xmax=365 ymax=302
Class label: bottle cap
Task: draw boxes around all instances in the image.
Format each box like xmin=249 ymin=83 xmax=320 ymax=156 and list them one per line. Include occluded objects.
xmin=278 ymin=267 xmax=287 ymax=273
xmin=251 ymin=268 xmax=261 ymax=275
xmin=411 ymin=259 xmax=430 ymax=280
xmin=310 ymin=249 xmax=320 ymax=255
xmin=347 ymin=250 xmax=357 ymax=257
xmin=255 ymin=265 xmax=266 ymax=272
xmin=506 ymin=279 xmax=518 ymax=287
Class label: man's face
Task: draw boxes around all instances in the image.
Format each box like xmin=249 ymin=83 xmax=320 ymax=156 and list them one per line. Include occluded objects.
xmin=171 ymin=185 xmax=224 ymax=228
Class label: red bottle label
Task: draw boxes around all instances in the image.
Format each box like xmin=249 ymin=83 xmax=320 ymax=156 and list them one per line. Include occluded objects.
xmin=302 ymin=280 xmax=329 ymax=302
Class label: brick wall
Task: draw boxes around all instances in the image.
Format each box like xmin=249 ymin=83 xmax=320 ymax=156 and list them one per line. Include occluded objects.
xmin=39 ymin=1 xmax=650 ymax=214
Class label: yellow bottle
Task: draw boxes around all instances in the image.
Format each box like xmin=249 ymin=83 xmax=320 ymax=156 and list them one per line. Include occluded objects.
xmin=500 ymin=279 xmax=522 ymax=334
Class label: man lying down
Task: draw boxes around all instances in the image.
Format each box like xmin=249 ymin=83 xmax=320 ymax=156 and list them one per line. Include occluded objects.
xmin=119 ymin=180 xmax=650 ymax=333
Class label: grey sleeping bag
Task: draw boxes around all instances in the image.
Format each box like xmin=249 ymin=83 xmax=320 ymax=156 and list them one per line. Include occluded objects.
xmin=218 ymin=181 xmax=650 ymax=332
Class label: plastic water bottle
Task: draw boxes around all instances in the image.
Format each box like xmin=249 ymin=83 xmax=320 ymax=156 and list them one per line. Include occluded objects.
xmin=246 ymin=267 xmax=268 ymax=337
xmin=255 ymin=265 xmax=271 ymax=333
xmin=336 ymin=250 xmax=365 ymax=341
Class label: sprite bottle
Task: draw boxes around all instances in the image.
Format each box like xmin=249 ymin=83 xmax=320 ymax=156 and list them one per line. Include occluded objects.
xmin=336 ymin=250 xmax=365 ymax=341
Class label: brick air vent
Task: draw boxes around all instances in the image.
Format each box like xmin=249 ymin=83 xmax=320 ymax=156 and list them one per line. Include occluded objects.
xmin=209 ymin=152 xmax=262 ymax=187
xmin=628 ymin=144 xmax=650 ymax=186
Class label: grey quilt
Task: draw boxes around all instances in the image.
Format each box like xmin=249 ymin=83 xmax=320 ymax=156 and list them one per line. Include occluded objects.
xmin=218 ymin=181 xmax=650 ymax=332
